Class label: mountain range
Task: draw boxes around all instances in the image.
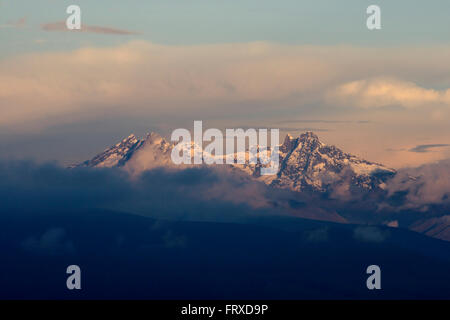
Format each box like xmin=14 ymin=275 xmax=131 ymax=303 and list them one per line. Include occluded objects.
xmin=74 ymin=131 xmax=449 ymax=242
xmin=75 ymin=131 xmax=396 ymax=193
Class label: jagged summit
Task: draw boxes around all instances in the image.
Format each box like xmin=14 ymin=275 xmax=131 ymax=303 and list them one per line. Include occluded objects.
xmin=75 ymin=132 xmax=168 ymax=169
xmin=281 ymin=132 xmax=322 ymax=153
xmin=76 ymin=133 xmax=140 ymax=168
xmin=280 ymin=134 xmax=297 ymax=153
xmin=75 ymin=130 xmax=396 ymax=193
xmin=273 ymin=131 xmax=395 ymax=192
xmin=299 ymin=131 xmax=320 ymax=141
xmin=144 ymin=132 xmax=164 ymax=143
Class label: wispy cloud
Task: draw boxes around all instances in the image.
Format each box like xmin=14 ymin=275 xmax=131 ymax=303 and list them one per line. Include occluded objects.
xmin=278 ymin=127 xmax=330 ymax=132
xmin=278 ymin=119 xmax=354 ymax=124
xmin=0 ymin=160 xmax=275 ymax=220
xmin=232 ymin=125 xmax=330 ymax=132
xmin=354 ymin=226 xmax=389 ymax=243
xmin=409 ymin=144 xmax=450 ymax=153
xmin=21 ymin=228 xmax=75 ymax=256
xmin=41 ymin=21 xmax=139 ymax=35
xmin=0 ymin=16 xmax=26 ymax=29
xmin=385 ymin=148 xmax=406 ymax=152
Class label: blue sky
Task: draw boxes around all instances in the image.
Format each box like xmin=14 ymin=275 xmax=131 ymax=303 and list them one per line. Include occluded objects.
xmin=2 ymin=0 xmax=450 ymax=58
xmin=1 ymin=0 xmax=450 ymax=167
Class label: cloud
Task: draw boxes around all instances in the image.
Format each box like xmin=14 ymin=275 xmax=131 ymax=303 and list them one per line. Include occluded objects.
xmin=1 ymin=157 xmax=449 ymax=248
xmin=21 ymin=228 xmax=75 ymax=255
xmin=0 ymin=16 xmax=26 ymax=29
xmin=385 ymin=220 xmax=399 ymax=228
xmin=0 ymin=160 xmax=276 ymax=221
xmin=162 ymin=230 xmax=187 ymax=248
xmin=353 ymin=226 xmax=389 ymax=243
xmin=3 ymin=41 xmax=450 ymax=131
xmin=409 ymin=144 xmax=450 ymax=153
xmin=328 ymin=77 xmax=450 ymax=109
xmin=0 ymin=158 xmax=351 ymax=228
xmin=384 ymin=159 xmax=450 ymax=209
xmin=305 ymin=227 xmax=329 ymax=242
xmin=41 ymin=21 xmax=139 ymax=35
xmin=0 ymin=41 xmax=334 ymax=129
xmin=277 ymin=119 xmax=356 ymax=124
xmin=1 ymin=41 xmax=450 ymax=171
xmin=278 ymin=127 xmax=330 ymax=132
xmin=233 ymin=125 xmax=330 ymax=132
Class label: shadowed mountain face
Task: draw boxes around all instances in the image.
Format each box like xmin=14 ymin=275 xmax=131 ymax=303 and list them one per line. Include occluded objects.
xmin=273 ymin=132 xmax=395 ymax=192
xmin=410 ymin=215 xmax=450 ymax=241
xmin=1 ymin=209 xmax=449 ymax=299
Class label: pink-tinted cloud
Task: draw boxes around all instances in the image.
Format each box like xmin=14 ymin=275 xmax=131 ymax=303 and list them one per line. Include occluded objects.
xmin=41 ymin=21 xmax=139 ymax=35
xmin=0 ymin=16 xmax=26 ymax=29
xmin=327 ymin=77 xmax=450 ymax=109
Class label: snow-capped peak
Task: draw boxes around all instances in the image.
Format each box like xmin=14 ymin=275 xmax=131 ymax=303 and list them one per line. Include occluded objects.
xmin=75 ymin=132 xmax=169 ymax=169
xmin=77 ymin=133 xmax=141 ymax=168
xmin=272 ymin=132 xmax=395 ymax=192
xmin=299 ymin=131 xmax=320 ymax=141
xmin=75 ymin=130 xmax=396 ymax=194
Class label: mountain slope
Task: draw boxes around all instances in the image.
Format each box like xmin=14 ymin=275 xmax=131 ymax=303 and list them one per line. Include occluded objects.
xmin=2 ymin=208 xmax=450 ymax=299
xmin=271 ymin=132 xmax=395 ymax=193
xmin=75 ymin=134 xmax=142 ymax=168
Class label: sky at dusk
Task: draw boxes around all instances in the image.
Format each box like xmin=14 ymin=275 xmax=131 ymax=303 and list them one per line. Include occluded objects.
xmin=1 ymin=0 xmax=450 ymax=168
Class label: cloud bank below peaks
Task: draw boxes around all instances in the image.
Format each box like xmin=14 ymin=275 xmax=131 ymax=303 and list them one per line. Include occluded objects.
xmin=384 ymin=159 xmax=450 ymax=210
